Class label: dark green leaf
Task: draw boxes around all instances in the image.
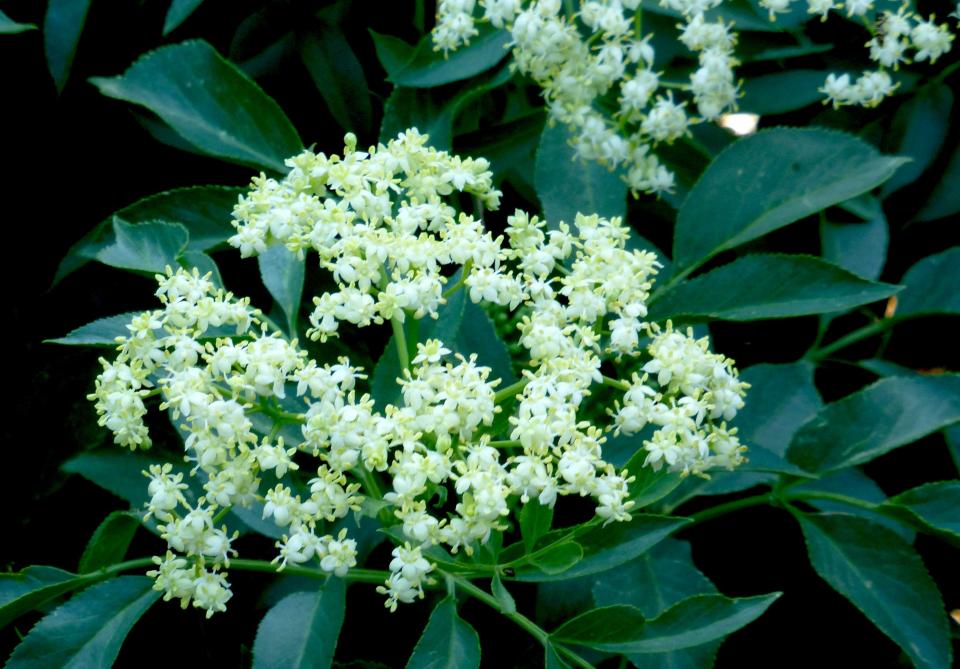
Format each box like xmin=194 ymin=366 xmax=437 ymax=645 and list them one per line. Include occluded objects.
xmin=55 ymin=185 xmax=243 ymax=284
xmin=915 ymin=142 xmax=960 ymax=221
xmin=551 ymin=593 xmax=779 ymax=653
xmin=252 ymin=579 xmax=346 ymax=669
xmin=821 ymin=214 xmax=888 ymax=281
xmin=787 ymin=375 xmax=960 ymax=473
xmin=947 ymin=426 xmax=960 ymax=476
xmin=95 ymin=218 xmax=190 ymax=274
xmin=406 ymin=597 xmax=481 ymax=669
xmin=623 ymin=451 xmax=684 ymax=509
xmin=491 ymin=574 xmax=517 ymax=614
xmin=379 ymin=65 xmax=513 ymax=151
xmin=299 ymin=27 xmax=372 ymax=135
xmin=91 ymin=40 xmax=301 ymax=173
xmin=672 ymin=128 xmax=907 ymax=275
xmin=881 ymin=85 xmax=953 ymax=197
xmin=0 ymin=567 xmax=84 ymax=629
xmin=457 ymin=111 xmax=545 ymax=198
xmin=44 ymin=0 xmax=91 ymax=92
xmin=592 ymin=539 xmax=720 ymax=669
xmin=164 ymin=0 xmax=205 ymax=35
xmin=735 ymin=362 xmax=821 ymax=456
xmin=46 ymin=312 xmax=143 ymax=346
xmin=534 ymin=122 xmax=626 ymax=227
xmin=794 ymin=469 xmax=914 ymax=543
xmin=258 ymin=244 xmax=305 ymax=336
xmin=452 ymin=301 xmax=516 ymax=385
xmin=592 ymin=539 xmax=716 ymax=616
xmin=638 ymin=0 xmax=783 ymax=32
xmin=884 ymin=481 xmax=960 ymax=541
xmin=370 ymin=26 xmax=509 ymax=88
xmin=514 ymin=515 xmax=688 ymax=582
xmin=649 ymin=255 xmax=900 ymax=321
xmin=896 ymin=247 xmax=960 ymax=318
xmin=0 ymin=9 xmax=37 ymax=33
xmin=544 ymin=643 xmax=572 ymax=669
xmin=529 ymin=542 xmax=584 ymax=575
xmin=741 ymin=70 xmax=830 ymax=115
xmin=78 ymin=512 xmax=139 ymax=573
xmin=796 ymin=512 xmax=951 ymax=669
xmin=519 ymin=501 xmax=553 ymax=553
xmin=5 ymin=576 xmax=160 ymax=669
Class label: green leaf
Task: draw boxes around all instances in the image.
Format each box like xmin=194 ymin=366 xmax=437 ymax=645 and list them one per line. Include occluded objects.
xmin=44 ymin=0 xmax=91 ymax=92
xmin=884 ymin=481 xmax=960 ymax=541
xmin=821 ymin=214 xmax=888 ymax=282
xmin=735 ymin=361 xmax=821 ymax=456
xmin=649 ymin=254 xmax=900 ymax=321
xmin=298 ymin=27 xmax=372 ymax=135
xmin=78 ymin=512 xmax=139 ymax=573
xmin=258 ymin=244 xmax=305 ymax=336
xmin=252 ymin=579 xmax=346 ymax=669
xmin=452 ymin=301 xmax=516 ymax=385
xmin=534 ymin=122 xmax=627 ymax=227
xmin=787 ymin=375 xmax=960 ymax=473
xmin=5 ymin=576 xmax=160 ymax=669
xmin=457 ymin=111 xmax=545 ymax=198
xmin=881 ymin=85 xmax=953 ymax=197
xmin=46 ymin=312 xmax=143 ymax=346
xmin=164 ymin=0 xmax=205 ymax=35
xmin=95 ymin=218 xmax=190 ymax=274
xmin=514 ymin=515 xmax=688 ymax=582
xmin=672 ymin=128 xmax=907 ymax=276
xmin=741 ymin=70 xmax=830 ymax=115
xmin=491 ymin=574 xmax=517 ymax=614
xmin=0 ymin=567 xmax=84 ymax=629
xmin=370 ymin=26 xmax=509 ymax=88
xmin=551 ymin=593 xmax=780 ymax=654
xmin=795 ymin=512 xmax=951 ymax=669
xmin=0 ymin=9 xmax=37 ymax=33
xmin=623 ymin=451 xmax=685 ymax=509
xmin=406 ymin=597 xmax=481 ymax=669
xmin=55 ymin=185 xmax=243 ymax=284
xmin=794 ymin=469 xmax=914 ymax=543
xmin=379 ymin=64 xmax=513 ymax=151
xmin=592 ymin=539 xmax=716 ymax=616
xmin=529 ymin=542 xmax=584 ymax=575
xmin=896 ymin=247 xmax=960 ymax=318
xmin=915 ymin=141 xmax=960 ymax=221
xmin=91 ymin=40 xmax=302 ymax=173
xmin=519 ymin=501 xmax=553 ymax=553
xmin=544 ymin=642 xmax=572 ymax=669
xmin=947 ymin=426 xmax=960 ymax=475
xmin=592 ymin=539 xmax=720 ymax=669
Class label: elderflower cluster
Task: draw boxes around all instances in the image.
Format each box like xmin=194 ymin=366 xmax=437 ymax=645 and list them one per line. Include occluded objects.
xmin=434 ymin=1 xmax=958 ymax=185
xmin=819 ymin=5 xmax=955 ymax=107
xmin=434 ymin=0 xmax=741 ymax=196
xmin=91 ymin=133 xmax=747 ymax=615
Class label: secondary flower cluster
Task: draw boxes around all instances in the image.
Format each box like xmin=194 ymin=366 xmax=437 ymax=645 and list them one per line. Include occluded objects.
xmin=820 ymin=5 xmax=955 ymax=107
xmin=436 ymin=0 xmax=742 ymax=195
xmin=90 ymin=131 xmax=747 ymax=616
xmin=433 ymin=0 xmax=957 ymax=192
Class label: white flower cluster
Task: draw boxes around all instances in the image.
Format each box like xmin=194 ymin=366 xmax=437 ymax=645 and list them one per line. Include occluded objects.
xmin=434 ymin=1 xmax=958 ymax=182
xmin=91 ymin=133 xmax=747 ymax=615
xmin=819 ymin=5 xmax=955 ymax=107
xmin=434 ymin=0 xmax=741 ymax=196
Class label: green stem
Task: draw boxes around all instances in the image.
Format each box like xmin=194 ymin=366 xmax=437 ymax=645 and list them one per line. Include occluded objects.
xmin=601 ymin=375 xmax=631 ymax=392
xmin=807 ymin=318 xmax=897 ymax=361
xmin=451 ymin=576 xmax=597 ymax=669
xmin=256 ymin=400 xmax=305 ymax=425
xmin=785 ymin=490 xmax=878 ymax=511
xmin=494 ymin=376 xmax=531 ymax=404
xmin=443 ymin=260 xmax=473 ymax=300
xmin=488 ymin=440 xmax=522 ymax=449
xmin=212 ymin=506 xmax=232 ymax=525
xmin=391 ymin=316 xmax=411 ymax=372
xmin=933 ymin=58 xmax=960 ymax=84
xmin=685 ymin=493 xmax=775 ymax=528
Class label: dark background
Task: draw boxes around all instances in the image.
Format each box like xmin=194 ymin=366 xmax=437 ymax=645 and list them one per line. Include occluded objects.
xmin=2 ymin=0 xmax=959 ymax=666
